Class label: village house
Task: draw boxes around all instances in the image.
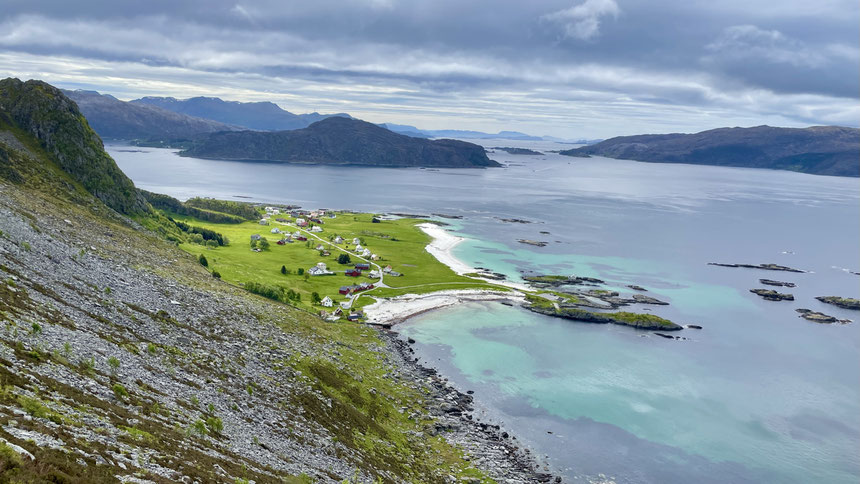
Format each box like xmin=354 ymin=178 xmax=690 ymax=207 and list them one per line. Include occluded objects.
xmin=270 ymin=227 xmax=280 ymax=234
xmin=344 ymin=269 xmax=361 ymax=277
xmin=310 ymin=225 xmax=323 ymax=232
xmin=361 ymin=249 xmax=372 ymax=257
xmin=308 ymin=262 xmax=334 ymax=276
xmin=352 ymin=237 xmax=361 ymax=245
xmin=368 ymin=270 xmax=380 ymax=278
xmin=259 ymin=219 xmax=269 ymax=225
xmin=382 ymin=265 xmax=392 ymax=273
xmin=315 ymin=244 xmax=326 ymax=251
xmin=370 ymin=254 xmax=379 ymax=260
xmin=250 ymin=234 xmax=262 ymax=241
xmin=276 ymin=239 xmax=286 ymax=245
xmin=358 ymin=282 xmax=374 ymax=290
xmin=355 ymin=263 xmax=370 ymax=271
xmin=321 ymin=296 xmax=334 ymax=307
xmin=333 ymin=236 xmax=344 ymax=244
xmin=296 ymin=218 xmax=308 ymax=227
xmin=355 ymin=244 xmax=364 ymax=251
xmin=339 ymin=286 xmax=351 ymax=295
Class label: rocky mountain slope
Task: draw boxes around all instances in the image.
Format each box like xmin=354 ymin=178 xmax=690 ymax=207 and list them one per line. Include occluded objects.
xmin=182 ymin=117 xmax=500 ymax=168
xmin=0 ymin=79 xmax=546 ymax=482
xmin=63 ymin=90 xmax=237 ymax=141
xmin=1 ymin=79 xmax=147 ymax=214
xmin=560 ymin=125 xmax=860 ymax=177
xmin=132 ymin=96 xmax=350 ymax=131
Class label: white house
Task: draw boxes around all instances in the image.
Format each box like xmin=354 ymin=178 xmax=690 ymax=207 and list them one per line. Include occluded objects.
xmin=352 ymin=237 xmax=361 ymax=245
xmin=334 ymin=236 xmax=344 ymax=244
xmin=259 ymin=219 xmax=269 ymax=225
xmin=321 ymin=296 xmax=333 ymax=307
xmin=315 ymin=244 xmax=326 ymax=251
xmin=361 ymin=248 xmax=372 ymax=257
xmin=310 ymin=226 xmax=323 ymax=233
xmin=355 ymin=244 xmax=364 ymax=251
xmin=270 ymin=227 xmax=280 ymax=234
xmin=250 ymin=234 xmax=262 ymax=241
xmin=308 ymin=262 xmax=333 ymax=276
xmin=370 ymin=254 xmax=379 ymax=260
xmin=383 ymin=265 xmax=393 ymax=273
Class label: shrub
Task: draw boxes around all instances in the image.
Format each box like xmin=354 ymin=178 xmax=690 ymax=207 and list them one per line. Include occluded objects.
xmin=190 ymin=418 xmax=208 ymax=436
xmin=206 ymin=416 xmax=224 ymax=433
xmin=297 ymin=268 xmax=304 ymax=275
xmin=211 ymin=270 xmax=221 ymax=279
xmin=244 ymin=282 xmax=282 ymax=301
xmin=198 ymin=254 xmax=208 ymax=267
xmin=112 ymin=383 xmax=128 ymax=400
xmin=337 ymin=254 xmax=351 ymax=264
xmin=107 ymin=356 xmax=120 ymax=375
xmin=280 ymin=265 xmax=287 ymax=275
xmin=311 ymin=292 xmax=321 ymax=304
xmin=30 ymin=322 xmax=41 ymax=335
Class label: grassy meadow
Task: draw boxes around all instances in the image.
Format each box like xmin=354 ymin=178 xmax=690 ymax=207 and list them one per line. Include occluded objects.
xmin=173 ymin=210 xmax=506 ymax=314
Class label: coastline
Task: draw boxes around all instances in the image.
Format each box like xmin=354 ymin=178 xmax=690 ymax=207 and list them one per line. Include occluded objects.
xmin=363 ymin=223 xmax=530 ymax=326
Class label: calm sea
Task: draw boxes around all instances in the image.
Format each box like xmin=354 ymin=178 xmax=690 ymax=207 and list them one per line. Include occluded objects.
xmin=109 ymin=142 xmax=860 ymax=484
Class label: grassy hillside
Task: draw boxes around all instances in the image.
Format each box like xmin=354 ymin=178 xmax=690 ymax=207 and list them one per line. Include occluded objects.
xmin=0 ymin=79 xmax=543 ymax=482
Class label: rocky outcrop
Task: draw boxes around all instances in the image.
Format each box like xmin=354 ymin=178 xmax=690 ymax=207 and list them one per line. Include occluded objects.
xmin=796 ymin=309 xmax=852 ymax=324
xmin=749 ymin=289 xmax=795 ymax=301
xmin=527 ymin=304 xmax=683 ymax=331
xmin=517 ymin=239 xmax=548 ymax=247
xmin=759 ymin=279 xmax=796 ymax=287
xmin=708 ymin=262 xmax=805 ymax=273
xmin=815 ymin=296 xmax=860 ymax=310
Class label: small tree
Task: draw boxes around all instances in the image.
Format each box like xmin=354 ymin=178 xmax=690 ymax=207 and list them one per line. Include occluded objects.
xmin=337 ymin=253 xmax=351 ymax=265
xmin=250 ymin=239 xmax=258 ymax=249
xmin=259 ymin=238 xmax=270 ymax=250
xmin=297 ymin=268 xmax=304 ymax=275
xmin=211 ymin=271 xmax=221 ymax=279
xmin=311 ymin=292 xmax=321 ymax=304
xmin=280 ymin=265 xmax=287 ymax=275
xmin=198 ymin=254 xmax=208 ymax=267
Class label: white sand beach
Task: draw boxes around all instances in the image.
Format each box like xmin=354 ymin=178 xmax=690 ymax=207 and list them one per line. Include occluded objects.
xmin=417 ymin=223 xmax=473 ymax=275
xmin=363 ymin=289 xmax=524 ymax=325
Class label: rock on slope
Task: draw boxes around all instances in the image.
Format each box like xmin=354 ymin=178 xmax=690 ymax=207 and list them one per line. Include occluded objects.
xmin=182 ymin=116 xmax=500 ymax=168
xmin=561 ymin=125 xmax=860 ymax=177
xmin=63 ymin=89 xmax=237 ymax=141
xmin=0 ymin=80 xmax=545 ymax=482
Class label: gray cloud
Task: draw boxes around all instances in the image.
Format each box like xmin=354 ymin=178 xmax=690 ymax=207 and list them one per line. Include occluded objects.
xmin=0 ymin=0 xmax=856 ymax=138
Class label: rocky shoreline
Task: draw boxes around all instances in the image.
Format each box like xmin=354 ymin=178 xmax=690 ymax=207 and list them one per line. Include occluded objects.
xmin=383 ymin=332 xmax=560 ymax=483
xmin=708 ymin=262 xmax=806 ymax=273
xmin=815 ymin=296 xmax=860 ymax=310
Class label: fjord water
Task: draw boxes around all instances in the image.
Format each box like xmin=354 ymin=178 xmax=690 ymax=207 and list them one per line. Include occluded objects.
xmin=109 ymin=143 xmax=860 ymax=483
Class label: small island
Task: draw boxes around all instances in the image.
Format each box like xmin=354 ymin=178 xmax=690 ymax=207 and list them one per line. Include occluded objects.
xmin=749 ymin=289 xmax=795 ymax=301
xmin=525 ymin=295 xmax=683 ymax=330
xmin=815 ymin=296 xmax=860 ymax=310
xmin=759 ymin=279 xmax=796 ymax=287
xmin=708 ymin=262 xmax=805 ymax=273
xmin=796 ymin=309 xmax=852 ymax=324
xmin=493 ymin=147 xmax=544 ymax=155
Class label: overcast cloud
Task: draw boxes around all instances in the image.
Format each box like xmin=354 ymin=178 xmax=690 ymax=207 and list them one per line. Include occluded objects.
xmin=0 ymin=0 xmax=857 ymax=137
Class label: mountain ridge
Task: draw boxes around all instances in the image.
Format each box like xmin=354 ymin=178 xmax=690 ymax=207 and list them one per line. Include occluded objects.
xmin=560 ymin=125 xmax=860 ymax=177
xmin=131 ymin=96 xmax=351 ymax=131
xmin=62 ymin=89 xmax=238 ymax=141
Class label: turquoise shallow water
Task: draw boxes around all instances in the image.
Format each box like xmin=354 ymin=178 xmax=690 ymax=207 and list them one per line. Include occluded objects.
xmin=109 ymin=142 xmax=860 ymax=483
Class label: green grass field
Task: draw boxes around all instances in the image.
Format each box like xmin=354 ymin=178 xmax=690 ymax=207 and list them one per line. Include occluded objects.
xmin=173 ymin=211 xmax=506 ymax=314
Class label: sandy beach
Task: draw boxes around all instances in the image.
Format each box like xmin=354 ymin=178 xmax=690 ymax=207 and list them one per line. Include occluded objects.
xmin=362 ymin=223 xmax=530 ymax=325
xmin=417 ymin=223 xmax=473 ymax=275
xmin=363 ymin=289 xmax=524 ymax=325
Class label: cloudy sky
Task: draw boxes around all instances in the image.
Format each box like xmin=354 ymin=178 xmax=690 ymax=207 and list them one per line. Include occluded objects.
xmin=1 ymin=0 xmax=857 ymax=138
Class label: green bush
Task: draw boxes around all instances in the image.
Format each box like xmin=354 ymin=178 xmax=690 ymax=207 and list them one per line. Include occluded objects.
xmin=198 ymin=254 xmax=208 ymax=267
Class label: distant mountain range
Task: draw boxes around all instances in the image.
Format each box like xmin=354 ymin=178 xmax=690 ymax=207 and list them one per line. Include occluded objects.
xmin=63 ymin=90 xmax=237 ymax=140
xmin=561 ymin=126 xmax=860 ymax=177
xmin=181 ymin=117 xmax=499 ymax=168
xmin=379 ymin=123 xmax=545 ymax=141
xmin=131 ymin=96 xmax=351 ymax=131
